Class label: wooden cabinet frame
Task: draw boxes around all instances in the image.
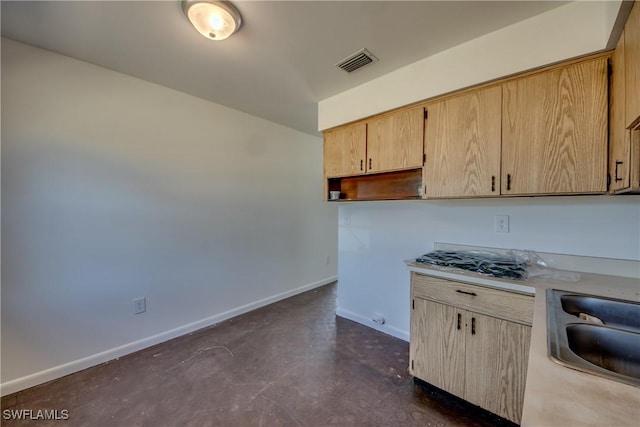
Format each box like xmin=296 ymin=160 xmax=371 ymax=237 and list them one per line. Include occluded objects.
xmin=323 ymin=122 xmax=367 ymax=178
xmin=410 ymin=273 xmax=533 ymax=424
xmin=501 ymin=57 xmax=608 ymax=195
xmin=610 ymin=0 xmax=640 ymax=194
xmin=625 ymin=1 xmax=640 ymax=128
xmin=423 ymin=86 xmax=502 ymax=198
xmin=323 ymin=107 xmax=425 ymax=201
xmin=324 ymin=51 xmax=613 ymax=201
xmin=366 ymin=106 xmax=425 ymax=174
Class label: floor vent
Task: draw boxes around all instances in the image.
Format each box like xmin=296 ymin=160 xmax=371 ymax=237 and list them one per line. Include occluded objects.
xmin=335 ymin=48 xmax=378 ymax=73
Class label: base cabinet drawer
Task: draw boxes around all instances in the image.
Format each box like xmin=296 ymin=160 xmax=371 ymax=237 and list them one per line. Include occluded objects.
xmin=410 ymin=273 xmax=533 ymax=424
xmin=412 ymin=273 xmax=533 ymax=325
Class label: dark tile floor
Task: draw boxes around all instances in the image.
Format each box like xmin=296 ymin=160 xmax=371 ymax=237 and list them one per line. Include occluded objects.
xmin=1 ymin=283 xmax=516 ymax=426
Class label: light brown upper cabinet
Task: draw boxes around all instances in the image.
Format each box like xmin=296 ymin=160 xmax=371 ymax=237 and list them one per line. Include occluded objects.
xmin=323 ymin=53 xmax=611 ymax=201
xmin=323 ymin=107 xmax=424 ymax=201
xmin=625 ymin=1 xmax=640 ymax=127
xmin=366 ymin=106 xmax=425 ymax=174
xmin=630 ymin=124 xmax=640 ymax=191
xmin=323 ymin=122 xmax=367 ymax=178
xmin=502 ymin=57 xmax=608 ymax=195
xmin=323 ymin=106 xmax=424 ymax=178
xmin=610 ymin=30 xmax=631 ymax=192
xmin=610 ymin=0 xmax=640 ymax=194
xmin=424 ymin=86 xmax=502 ymax=198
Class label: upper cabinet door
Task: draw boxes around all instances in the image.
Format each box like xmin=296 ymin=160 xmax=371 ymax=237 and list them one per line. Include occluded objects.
xmin=424 ymin=86 xmax=502 ymax=198
xmin=611 ymin=30 xmax=630 ymax=192
xmin=625 ymin=1 xmax=640 ymax=127
xmin=323 ymin=122 xmax=367 ymax=178
xmin=366 ymin=106 xmax=424 ymax=174
xmin=502 ymin=58 xmax=608 ymax=195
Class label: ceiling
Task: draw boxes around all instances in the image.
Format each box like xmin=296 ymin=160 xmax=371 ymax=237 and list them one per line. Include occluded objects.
xmin=1 ymin=1 xmax=569 ymax=135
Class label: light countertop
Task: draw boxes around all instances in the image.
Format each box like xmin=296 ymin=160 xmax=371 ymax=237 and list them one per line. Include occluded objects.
xmin=407 ymin=262 xmax=640 ymax=427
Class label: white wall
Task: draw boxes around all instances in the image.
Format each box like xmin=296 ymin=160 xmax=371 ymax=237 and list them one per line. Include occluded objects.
xmin=337 ymin=197 xmax=640 ymax=340
xmin=1 ymin=38 xmax=338 ymax=393
xmin=319 ymin=1 xmax=616 ymax=130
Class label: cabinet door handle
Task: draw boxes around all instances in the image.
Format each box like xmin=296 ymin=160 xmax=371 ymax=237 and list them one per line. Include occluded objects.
xmin=615 ymin=161 xmax=623 ymax=182
xmin=369 ymin=158 xmax=372 ymax=169
xmin=456 ymin=290 xmax=477 ymax=297
xmin=491 ymin=176 xmax=496 ymax=192
xmin=457 ymin=313 xmax=461 ymax=330
xmin=471 ymin=317 xmax=476 ymax=335
xmin=360 ymin=159 xmax=363 ymax=171
xmin=506 ymin=174 xmax=512 ymax=191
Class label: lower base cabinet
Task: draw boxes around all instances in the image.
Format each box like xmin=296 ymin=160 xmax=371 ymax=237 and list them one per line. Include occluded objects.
xmin=409 ymin=273 xmax=533 ymax=424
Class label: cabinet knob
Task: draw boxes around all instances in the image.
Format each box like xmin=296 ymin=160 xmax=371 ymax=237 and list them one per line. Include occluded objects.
xmin=491 ymin=176 xmax=496 ymax=192
xmin=369 ymin=158 xmax=372 ymax=169
xmin=360 ymin=159 xmax=363 ymax=171
xmin=471 ymin=317 xmax=476 ymax=335
xmin=506 ymin=174 xmax=512 ymax=191
xmin=457 ymin=313 xmax=461 ymax=330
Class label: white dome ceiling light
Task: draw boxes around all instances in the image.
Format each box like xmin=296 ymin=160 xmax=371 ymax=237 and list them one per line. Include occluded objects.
xmin=182 ymin=0 xmax=242 ymax=41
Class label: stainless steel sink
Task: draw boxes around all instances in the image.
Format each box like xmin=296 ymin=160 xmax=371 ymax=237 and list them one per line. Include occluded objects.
xmin=561 ymin=294 xmax=640 ymax=331
xmin=547 ymin=289 xmax=640 ymax=387
xmin=566 ymin=324 xmax=640 ymax=379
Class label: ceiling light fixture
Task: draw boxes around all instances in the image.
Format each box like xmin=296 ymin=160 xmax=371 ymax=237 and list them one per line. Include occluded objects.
xmin=182 ymin=0 xmax=242 ymax=41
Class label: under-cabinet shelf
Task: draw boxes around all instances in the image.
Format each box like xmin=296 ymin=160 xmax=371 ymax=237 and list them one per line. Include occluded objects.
xmin=327 ymin=168 xmax=422 ymax=202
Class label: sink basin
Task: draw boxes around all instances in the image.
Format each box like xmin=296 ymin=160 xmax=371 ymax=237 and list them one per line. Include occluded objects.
xmin=561 ymin=294 xmax=640 ymax=331
xmin=566 ymin=324 xmax=640 ymax=379
xmin=547 ymin=289 xmax=640 ymax=387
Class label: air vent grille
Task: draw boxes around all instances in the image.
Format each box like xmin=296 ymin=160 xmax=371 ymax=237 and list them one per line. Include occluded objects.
xmin=335 ymin=48 xmax=378 ymax=73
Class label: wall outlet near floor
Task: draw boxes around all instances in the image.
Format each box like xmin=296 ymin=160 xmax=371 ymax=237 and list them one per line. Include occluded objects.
xmin=326 ymin=255 xmax=331 ymax=265
xmin=495 ymin=215 xmax=510 ymax=233
xmin=133 ymin=297 xmax=146 ymax=314
xmin=372 ymin=314 xmax=385 ymax=325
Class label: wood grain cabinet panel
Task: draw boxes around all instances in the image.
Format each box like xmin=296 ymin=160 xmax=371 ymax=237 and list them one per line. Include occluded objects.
xmin=366 ymin=106 xmax=424 ymax=174
xmin=424 ymin=86 xmax=502 ymax=198
xmin=410 ymin=298 xmax=465 ymax=398
xmin=625 ymin=1 xmax=640 ymax=127
xmin=412 ymin=274 xmax=533 ymax=325
xmin=410 ymin=273 xmax=533 ymax=424
xmin=465 ymin=312 xmax=531 ymax=423
xmin=323 ymin=123 xmax=367 ymax=178
xmin=631 ymin=124 xmax=640 ymax=190
xmin=322 ymin=107 xmax=424 ymax=201
xmin=610 ymin=30 xmax=630 ymax=192
xmin=324 ymin=54 xmax=611 ymax=200
xmin=502 ymin=58 xmax=608 ymax=195
xmin=609 ymin=1 xmax=640 ymax=194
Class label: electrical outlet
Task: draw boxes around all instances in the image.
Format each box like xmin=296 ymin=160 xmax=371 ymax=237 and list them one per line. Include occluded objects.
xmin=495 ymin=215 xmax=510 ymax=233
xmin=133 ymin=297 xmax=146 ymax=315
xmin=325 ymin=255 xmax=330 ymax=265
xmin=372 ymin=314 xmax=386 ymax=325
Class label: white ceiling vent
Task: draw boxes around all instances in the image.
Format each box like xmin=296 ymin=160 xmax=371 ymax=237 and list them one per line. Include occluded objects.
xmin=335 ymin=48 xmax=378 ymax=73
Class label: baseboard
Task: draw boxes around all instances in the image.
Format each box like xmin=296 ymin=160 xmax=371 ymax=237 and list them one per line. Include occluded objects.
xmin=336 ymin=307 xmax=409 ymax=342
xmin=0 ymin=276 xmax=337 ymax=397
